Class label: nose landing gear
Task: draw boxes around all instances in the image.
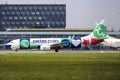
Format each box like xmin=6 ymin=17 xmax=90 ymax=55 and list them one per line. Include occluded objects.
xmin=55 ymin=47 xmax=59 ymax=52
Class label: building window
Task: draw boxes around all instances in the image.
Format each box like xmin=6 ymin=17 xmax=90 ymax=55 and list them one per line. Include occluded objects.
xmin=24 ymin=7 xmax=27 ymax=10
xmin=56 ymin=22 xmax=60 ymax=25
xmin=59 ymin=7 xmax=62 ymax=10
xmin=31 ymin=12 xmax=35 ymax=15
xmin=4 ymin=7 xmax=7 ymax=10
xmin=16 ymin=12 xmax=20 ymax=15
xmin=42 ymin=17 xmax=46 ymax=20
xmin=51 ymin=12 xmax=55 ymax=15
xmin=38 ymin=17 xmax=42 ymax=20
xmin=46 ymin=12 xmax=50 ymax=15
xmin=26 ymin=22 xmax=30 ymax=24
xmin=9 ymin=17 xmax=13 ymax=20
xmin=22 ymin=22 xmax=25 ymax=24
xmin=7 ymin=12 xmax=10 ymax=15
xmin=11 ymin=12 xmax=15 ymax=15
xmin=9 ymin=7 xmax=12 ymax=10
xmin=48 ymin=6 xmax=52 ymax=10
xmin=51 ymin=22 xmax=55 ymax=25
xmin=26 ymin=12 xmax=30 ymax=15
xmin=2 ymin=12 xmax=5 ymax=15
xmin=44 ymin=6 xmax=47 ymax=10
xmin=36 ymin=22 xmax=40 ymax=24
xmin=7 ymin=22 xmax=10 ymax=25
xmin=14 ymin=7 xmax=18 ymax=10
xmin=36 ymin=12 xmax=40 ymax=15
xmin=2 ymin=22 xmax=5 ymax=24
xmin=31 ymin=22 xmax=35 ymax=25
xmin=47 ymin=22 xmax=50 ymax=24
xmin=23 ymin=17 xmax=27 ymax=19
xmin=33 ymin=17 xmax=37 ymax=19
xmin=54 ymin=6 xmax=57 ymax=10
xmin=56 ymin=12 xmax=60 ymax=15
xmin=29 ymin=17 xmax=32 ymax=19
xmin=61 ymin=12 xmax=65 ymax=15
xmin=29 ymin=7 xmax=32 ymax=10
xmin=38 ymin=7 xmax=42 ymax=10
xmin=19 ymin=7 xmax=22 ymax=10
xmin=14 ymin=17 xmax=18 ymax=20
xmin=61 ymin=22 xmax=65 ymax=24
xmin=41 ymin=21 xmax=45 ymax=24
xmin=41 ymin=12 xmax=45 ymax=15
xmin=34 ymin=7 xmax=37 ymax=10
xmin=16 ymin=22 xmax=20 ymax=24
xmin=11 ymin=22 xmax=15 ymax=25
xmin=19 ymin=17 xmax=23 ymax=19
xmin=4 ymin=17 xmax=7 ymax=19
xmin=21 ymin=12 xmax=25 ymax=15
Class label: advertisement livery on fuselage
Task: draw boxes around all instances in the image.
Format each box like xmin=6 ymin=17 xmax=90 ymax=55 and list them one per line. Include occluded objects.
xmin=6 ymin=20 xmax=107 ymax=52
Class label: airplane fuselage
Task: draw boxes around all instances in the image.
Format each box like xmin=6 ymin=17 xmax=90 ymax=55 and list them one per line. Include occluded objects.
xmin=6 ymin=37 xmax=103 ymax=51
xmin=5 ymin=21 xmax=107 ymax=52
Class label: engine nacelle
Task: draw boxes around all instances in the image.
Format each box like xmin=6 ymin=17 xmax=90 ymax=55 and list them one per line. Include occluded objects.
xmin=40 ymin=45 xmax=51 ymax=51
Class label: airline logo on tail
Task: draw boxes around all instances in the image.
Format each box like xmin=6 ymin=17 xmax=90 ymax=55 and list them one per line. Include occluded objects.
xmin=93 ymin=24 xmax=107 ymax=39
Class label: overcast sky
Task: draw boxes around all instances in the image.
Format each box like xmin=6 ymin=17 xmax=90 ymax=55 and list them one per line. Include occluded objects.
xmin=1 ymin=0 xmax=120 ymax=31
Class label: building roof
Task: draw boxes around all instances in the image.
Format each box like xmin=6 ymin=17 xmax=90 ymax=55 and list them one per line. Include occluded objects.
xmin=0 ymin=31 xmax=120 ymax=36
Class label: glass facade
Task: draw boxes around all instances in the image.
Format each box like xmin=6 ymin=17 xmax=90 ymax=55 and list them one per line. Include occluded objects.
xmin=0 ymin=4 xmax=66 ymax=30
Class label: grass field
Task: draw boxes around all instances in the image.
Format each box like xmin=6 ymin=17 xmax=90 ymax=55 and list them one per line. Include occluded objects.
xmin=0 ymin=52 xmax=120 ymax=80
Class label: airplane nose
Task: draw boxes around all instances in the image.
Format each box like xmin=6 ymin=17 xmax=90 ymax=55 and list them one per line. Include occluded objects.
xmin=5 ymin=43 xmax=11 ymax=49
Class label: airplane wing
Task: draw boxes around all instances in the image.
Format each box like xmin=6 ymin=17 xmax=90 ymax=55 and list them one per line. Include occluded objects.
xmin=47 ymin=40 xmax=70 ymax=49
xmin=51 ymin=42 xmax=70 ymax=48
xmin=43 ymin=38 xmax=71 ymax=49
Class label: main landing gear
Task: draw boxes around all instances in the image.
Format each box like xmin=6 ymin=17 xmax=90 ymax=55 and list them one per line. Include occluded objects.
xmin=15 ymin=49 xmax=18 ymax=52
xmin=55 ymin=47 xmax=59 ymax=52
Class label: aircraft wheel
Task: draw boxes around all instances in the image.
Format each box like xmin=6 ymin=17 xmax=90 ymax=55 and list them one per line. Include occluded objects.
xmin=55 ymin=49 xmax=59 ymax=52
xmin=15 ymin=49 xmax=18 ymax=52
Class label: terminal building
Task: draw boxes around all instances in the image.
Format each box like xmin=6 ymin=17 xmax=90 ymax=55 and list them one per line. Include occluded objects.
xmin=0 ymin=4 xmax=66 ymax=30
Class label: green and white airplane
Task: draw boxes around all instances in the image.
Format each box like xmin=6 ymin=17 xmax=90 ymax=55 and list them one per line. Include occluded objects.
xmin=6 ymin=20 xmax=107 ymax=52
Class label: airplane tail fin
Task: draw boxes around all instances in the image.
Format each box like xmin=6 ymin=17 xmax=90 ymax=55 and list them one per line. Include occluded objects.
xmin=89 ymin=19 xmax=108 ymax=39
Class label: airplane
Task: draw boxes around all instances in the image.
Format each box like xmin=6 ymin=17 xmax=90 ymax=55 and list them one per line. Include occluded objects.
xmin=5 ymin=20 xmax=107 ymax=52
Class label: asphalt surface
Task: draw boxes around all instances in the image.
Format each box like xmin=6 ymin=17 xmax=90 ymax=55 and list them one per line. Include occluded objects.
xmin=0 ymin=50 xmax=120 ymax=54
